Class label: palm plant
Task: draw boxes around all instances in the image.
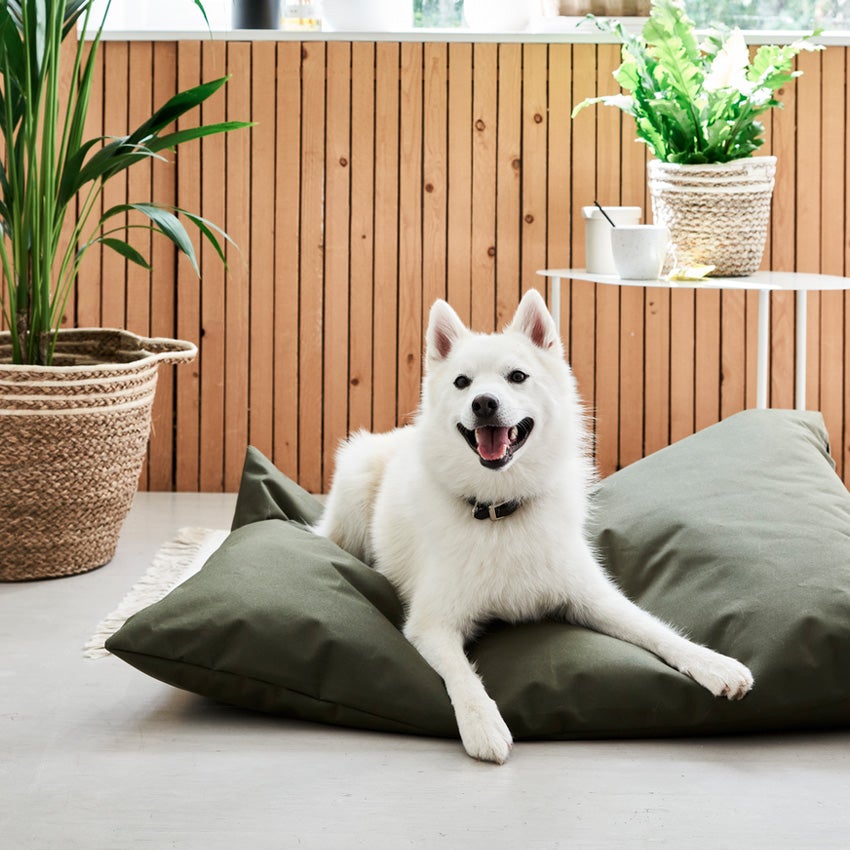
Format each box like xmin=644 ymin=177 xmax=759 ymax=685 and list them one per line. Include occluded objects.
xmin=0 ymin=0 xmax=249 ymax=365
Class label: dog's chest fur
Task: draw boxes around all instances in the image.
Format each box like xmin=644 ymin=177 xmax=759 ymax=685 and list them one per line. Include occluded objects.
xmin=372 ymin=481 xmax=582 ymax=627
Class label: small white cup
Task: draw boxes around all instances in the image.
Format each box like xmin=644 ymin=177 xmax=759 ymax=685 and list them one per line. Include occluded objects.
xmin=610 ymin=225 xmax=670 ymax=280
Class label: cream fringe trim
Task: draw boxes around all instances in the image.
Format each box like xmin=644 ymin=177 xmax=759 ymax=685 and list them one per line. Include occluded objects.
xmin=83 ymin=526 xmax=229 ymax=659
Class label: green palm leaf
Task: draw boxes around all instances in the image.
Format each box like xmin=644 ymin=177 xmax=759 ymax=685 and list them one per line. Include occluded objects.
xmin=95 ymin=237 xmax=152 ymax=270
xmin=101 ymin=202 xmax=200 ymax=273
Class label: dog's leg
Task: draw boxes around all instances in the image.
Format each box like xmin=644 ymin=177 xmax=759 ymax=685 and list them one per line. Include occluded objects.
xmin=403 ymin=619 xmax=513 ymax=764
xmin=565 ymin=544 xmax=754 ymax=700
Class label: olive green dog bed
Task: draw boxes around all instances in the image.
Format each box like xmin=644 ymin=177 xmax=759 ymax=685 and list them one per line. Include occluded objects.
xmin=107 ymin=409 xmax=850 ymax=739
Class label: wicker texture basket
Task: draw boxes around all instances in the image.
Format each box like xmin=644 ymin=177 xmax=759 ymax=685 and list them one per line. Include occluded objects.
xmin=648 ymin=156 xmax=777 ymax=276
xmin=0 ymin=329 xmax=196 ymax=581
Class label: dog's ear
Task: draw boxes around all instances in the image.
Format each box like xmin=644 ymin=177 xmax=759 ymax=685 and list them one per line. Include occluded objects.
xmin=426 ymin=300 xmax=468 ymax=365
xmin=510 ymin=289 xmax=561 ymax=353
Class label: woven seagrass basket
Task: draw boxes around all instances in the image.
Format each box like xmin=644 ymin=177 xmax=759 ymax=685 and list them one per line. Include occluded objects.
xmin=0 ymin=329 xmax=196 ymax=581
xmin=648 ymin=156 xmax=777 ymax=276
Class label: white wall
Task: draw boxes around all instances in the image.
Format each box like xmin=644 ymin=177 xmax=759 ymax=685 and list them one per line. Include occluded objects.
xmin=86 ymin=0 xmax=231 ymax=31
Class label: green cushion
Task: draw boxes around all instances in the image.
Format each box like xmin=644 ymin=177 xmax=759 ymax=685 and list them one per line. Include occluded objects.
xmin=107 ymin=409 xmax=850 ymax=738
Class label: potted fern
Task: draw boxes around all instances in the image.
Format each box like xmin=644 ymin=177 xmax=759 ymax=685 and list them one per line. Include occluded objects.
xmin=0 ymin=0 xmax=249 ymax=580
xmin=572 ymin=0 xmax=821 ymax=275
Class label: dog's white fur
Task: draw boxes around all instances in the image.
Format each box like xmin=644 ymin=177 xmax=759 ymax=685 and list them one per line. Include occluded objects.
xmin=314 ymin=290 xmax=753 ymax=764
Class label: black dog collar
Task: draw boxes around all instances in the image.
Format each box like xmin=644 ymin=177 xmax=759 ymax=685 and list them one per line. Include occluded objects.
xmin=466 ymin=497 xmax=522 ymax=521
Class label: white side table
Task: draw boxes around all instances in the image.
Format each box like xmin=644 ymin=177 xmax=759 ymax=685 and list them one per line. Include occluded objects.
xmin=537 ymin=269 xmax=850 ymax=411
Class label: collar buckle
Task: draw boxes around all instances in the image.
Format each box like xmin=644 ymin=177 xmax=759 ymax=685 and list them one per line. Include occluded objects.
xmin=467 ymin=497 xmax=521 ymax=521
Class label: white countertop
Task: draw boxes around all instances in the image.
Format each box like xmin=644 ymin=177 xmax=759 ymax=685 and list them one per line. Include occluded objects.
xmin=89 ymin=27 xmax=850 ymax=46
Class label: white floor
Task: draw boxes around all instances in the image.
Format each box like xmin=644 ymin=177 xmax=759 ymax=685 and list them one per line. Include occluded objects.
xmin=3 ymin=492 xmax=850 ymax=849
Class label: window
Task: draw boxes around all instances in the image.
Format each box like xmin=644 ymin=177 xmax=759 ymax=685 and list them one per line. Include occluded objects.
xmin=415 ymin=0 xmax=463 ymax=27
xmin=84 ymin=0 xmax=850 ymax=33
xmin=684 ymin=0 xmax=849 ymax=30
xmin=416 ymin=1 xmax=848 ymax=31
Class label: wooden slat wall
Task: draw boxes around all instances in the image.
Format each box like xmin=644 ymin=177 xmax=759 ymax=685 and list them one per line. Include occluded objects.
xmin=74 ymin=39 xmax=850 ymax=492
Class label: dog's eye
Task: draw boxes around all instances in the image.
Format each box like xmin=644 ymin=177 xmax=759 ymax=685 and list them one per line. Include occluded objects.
xmin=507 ymin=370 xmax=528 ymax=384
xmin=453 ymin=375 xmax=471 ymax=390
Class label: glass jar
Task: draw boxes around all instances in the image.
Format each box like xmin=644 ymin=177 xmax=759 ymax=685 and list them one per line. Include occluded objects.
xmin=281 ymin=0 xmax=321 ymax=30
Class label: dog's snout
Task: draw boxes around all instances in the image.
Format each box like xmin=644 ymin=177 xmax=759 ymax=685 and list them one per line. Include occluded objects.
xmin=472 ymin=392 xmax=500 ymax=419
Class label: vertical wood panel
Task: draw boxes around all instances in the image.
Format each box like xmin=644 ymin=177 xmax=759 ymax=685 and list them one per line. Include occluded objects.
xmin=521 ymin=44 xmax=548 ymax=298
xmin=422 ymin=42 xmax=448 ymax=317
xmin=818 ymin=48 xmax=847 ymax=476
xmin=126 ymin=42 xmax=153 ymax=339
xmin=669 ymin=288 xmax=695 ymax=444
xmin=298 ymin=40 xmax=326 ymax=493
xmin=643 ymin=283 xmax=669 ymax=456
xmin=322 ymin=41 xmax=352 ymax=489
xmin=85 ymin=39 xmax=850 ymax=493
xmin=546 ymin=43 xmax=571 ymax=331
xmin=127 ymin=42 xmax=153 ymax=490
xmin=694 ymin=288 xmax=721 ymax=432
xmin=796 ymin=50 xmax=822 ymax=414
xmin=447 ymin=42 xmax=472 ymax=323
xmin=496 ymin=43 xmax=523 ymax=327
xmin=568 ymin=44 xmax=596 ymax=417
xmin=348 ymin=42 xmax=376 ymax=436
xmin=719 ymin=288 xmax=746 ymax=420
xmin=100 ymin=42 xmax=128 ymax=331
xmin=770 ymin=64 xmax=797 ymax=408
xmin=372 ymin=42 xmax=399 ymax=434
xmin=224 ymin=43 xmax=252 ymax=492
xmin=821 ymin=47 xmax=845 ymax=479
xmin=620 ymin=115 xmax=648 ymax=466
xmin=273 ymin=42 xmax=302 ymax=479
xmin=174 ymin=41 xmax=202 ymax=491
xmin=471 ymin=43 xmax=497 ymax=332
xmin=397 ymin=42 xmax=423 ymax=425
xmin=620 ymin=283 xmax=647 ymax=462
xmin=148 ymin=41 xmax=178 ymax=491
xmin=199 ymin=40 xmax=227 ymax=492
xmin=748 ymin=84 xmax=774 ymax=409
xmin=250 ymin=41 xmax=278 ymax=465
xmin=845 ymin=45 xmax=850 ymax=475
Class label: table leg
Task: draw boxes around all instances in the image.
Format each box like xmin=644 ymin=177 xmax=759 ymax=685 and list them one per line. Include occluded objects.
xmin=551 ymin=276 xmax=562 ymax=338
xmin=795 ymin=289 xmax=806 ymax=411
xmin=756 ymin=289 xmax=770 ymax=409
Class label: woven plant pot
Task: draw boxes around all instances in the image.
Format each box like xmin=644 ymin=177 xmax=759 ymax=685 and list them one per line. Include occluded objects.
xmin=648 ymin=156 xmax=777 ymax=276
xmin=0 ymin=329 xmax=196 ymax=581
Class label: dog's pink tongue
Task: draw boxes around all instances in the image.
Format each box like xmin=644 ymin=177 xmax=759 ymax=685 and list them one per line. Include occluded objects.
xmin=476 ymin=426 xmax=510 ymax=461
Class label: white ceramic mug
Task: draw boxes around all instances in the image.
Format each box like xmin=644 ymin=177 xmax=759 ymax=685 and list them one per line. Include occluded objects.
xmin=610 ymin=225 xmax=670 ymax=280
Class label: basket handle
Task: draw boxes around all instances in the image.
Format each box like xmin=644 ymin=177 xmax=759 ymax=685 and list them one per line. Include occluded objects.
xmin=139 ymin=336 xmax=198 ymax=365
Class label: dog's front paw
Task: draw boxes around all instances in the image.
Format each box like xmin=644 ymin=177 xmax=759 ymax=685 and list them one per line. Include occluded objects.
xmin=454 ymin=697 xmax=513 ymax=764
xmin=678 ymin=645 xmax=754 ymax=700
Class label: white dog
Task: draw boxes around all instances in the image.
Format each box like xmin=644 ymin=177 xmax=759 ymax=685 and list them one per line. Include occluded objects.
xmin=315 ymin=289 xmax=753 ymax=763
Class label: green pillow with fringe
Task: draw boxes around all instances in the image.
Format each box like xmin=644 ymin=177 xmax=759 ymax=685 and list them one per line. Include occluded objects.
xmin=108 ymin=409 xmax=850 ymax=739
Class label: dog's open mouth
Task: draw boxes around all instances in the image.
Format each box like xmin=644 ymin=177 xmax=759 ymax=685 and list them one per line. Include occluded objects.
xmin=457 ymin=418 xmax=534 ymax=469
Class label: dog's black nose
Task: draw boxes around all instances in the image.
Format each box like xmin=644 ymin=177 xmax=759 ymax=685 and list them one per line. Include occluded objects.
xmin=471 ymin=393 xmax=500 ymax=419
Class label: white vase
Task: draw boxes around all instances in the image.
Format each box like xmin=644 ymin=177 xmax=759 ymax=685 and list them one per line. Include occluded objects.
xmin=322 ymin=0 xmax=413 ymax=31
xmin=464 ymin=0 xmax=531 ymax=31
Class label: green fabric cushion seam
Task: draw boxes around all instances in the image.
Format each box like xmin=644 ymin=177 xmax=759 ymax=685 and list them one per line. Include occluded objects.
xmin=108 ymin=646 xmax=454 ymax=737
